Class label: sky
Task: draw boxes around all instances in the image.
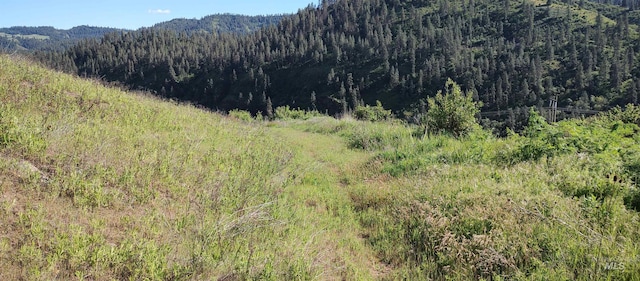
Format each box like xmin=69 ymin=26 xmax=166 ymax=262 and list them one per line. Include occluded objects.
xmin=0 ymin=0 xmax=316 ymax=30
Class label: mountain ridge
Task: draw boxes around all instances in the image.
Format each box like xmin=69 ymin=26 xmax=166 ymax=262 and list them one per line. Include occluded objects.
xmin=151 ymin=13 xmax=285 ymax=35
xmin=0 ymin=13 xmax=285 ymax=52
xmin=0 ymin=25 xmax=125 ymax=51
xmin=38 ymin=0 xmax=640 ymax=134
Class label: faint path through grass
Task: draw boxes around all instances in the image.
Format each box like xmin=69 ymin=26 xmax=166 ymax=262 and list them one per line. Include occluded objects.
xmin=269 ymin=125 xmax=392 ymax=279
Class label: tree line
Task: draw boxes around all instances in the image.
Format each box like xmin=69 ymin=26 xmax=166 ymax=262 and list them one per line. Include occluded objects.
xmin=37 ymin=0 xmax=640 ymax=133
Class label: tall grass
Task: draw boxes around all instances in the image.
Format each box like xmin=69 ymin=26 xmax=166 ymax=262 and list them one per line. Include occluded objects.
xmin=2 ymin=54 xmax=640 ymax=280
xmin=0 ymin=55 xmax=376 ymax=280
xmin=280 ymin=107 xmax=640 ymax=280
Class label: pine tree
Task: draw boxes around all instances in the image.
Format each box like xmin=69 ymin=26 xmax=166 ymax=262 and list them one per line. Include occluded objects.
xmin=310 ymin=91 xmax=317 ymax=110
xmin=266 ymin=97 xmax=274 ymax=119
xmin=630 ymin=80 xmax=638 ymax=105
xmin=521 ymin=79 xmax=530 ymax=104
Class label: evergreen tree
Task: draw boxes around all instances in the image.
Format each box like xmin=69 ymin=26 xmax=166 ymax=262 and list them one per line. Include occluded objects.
xmin=31 ymin=0 xmax=639 ymax=130
xmin=266 ymin=97 xmax=274 ymax=119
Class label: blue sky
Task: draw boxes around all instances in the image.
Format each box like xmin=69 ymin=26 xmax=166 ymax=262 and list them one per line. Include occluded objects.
xmin=0 ymin=0 xmax=315 ymax=30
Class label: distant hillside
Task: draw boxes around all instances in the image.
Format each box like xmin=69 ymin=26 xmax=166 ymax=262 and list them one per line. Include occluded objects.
xmin=0 ymin=14 xmax=284 ymax=52
xmin=152 ymin=14 xmax=285 ymax=35
xmin=38 ymin=0 xmax=640 ymax=134
xmin=0 ymin=26 xmax=125 ymax=52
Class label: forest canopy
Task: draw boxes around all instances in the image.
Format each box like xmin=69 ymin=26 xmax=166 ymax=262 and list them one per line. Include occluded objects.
xmin=35 ymin=0 xmax=640 ymax=133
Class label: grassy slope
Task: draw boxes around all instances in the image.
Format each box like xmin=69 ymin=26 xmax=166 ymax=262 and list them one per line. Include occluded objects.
xmin=0 ymin=55 xmax=380 ymax=280
xmin=295 ymin=116 xmax=640 ymax=280
xmin=2 ymin=54 xmax=640 ymax=280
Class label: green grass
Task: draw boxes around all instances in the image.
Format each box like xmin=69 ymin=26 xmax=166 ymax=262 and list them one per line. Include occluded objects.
xmin=274 ymin=109 xmax=640 ymax=280
xmin=1 ymin=54 xmax=640 ymax=280
xmin=0 ymin=55 xmax=378 ymax=280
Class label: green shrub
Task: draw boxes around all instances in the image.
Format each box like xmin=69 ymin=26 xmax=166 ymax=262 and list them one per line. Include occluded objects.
xmin=353 ymin=101 xmax=393 ymax=122
xmin=621 ymin=148 xmax=640 ymax=211
xmin=509 ymin=137 xmax=558 ymax=163
xmin=598 ymin=104 xmax=640 ymax=126
xmin=424 ymin=78 xmax=481 ymax=138
xmin=624 ymin=188 xmax=640 ymax=212
xmin=344 ymin=123 xmax=413 ymax=151
xmin=523 ymin=108 xmax=551 ymax=138
xmin=274 ymin=106 xmax=322 ymax=120
xmin=622 ymin=149 xmax=640 ymax=182
xmin=500 ymin=109 xmax=581 ymax=164
xmin=228 ymin=109 xmax=253 ymax=122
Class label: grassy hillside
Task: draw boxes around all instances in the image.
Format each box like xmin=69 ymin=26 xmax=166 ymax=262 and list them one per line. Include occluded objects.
xmin=0 ymin=55 xmax=380 ymax=280
xmin=2 ymin=55 xmax=640 ymax=280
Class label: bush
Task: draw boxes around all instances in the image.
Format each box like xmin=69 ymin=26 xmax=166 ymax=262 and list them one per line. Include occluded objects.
xmin=621 ymin=148 xmax=640 ymax=212
xmin=424 ymin=78 xmax=481 ymax=138
xmin=353 ymin=101 xmax=393 ymax=122
xmin=624 ymin=188 xmax=640 ymax=212
xmin=274 ymin=106 xmax=323 ymax=120
xmin=343 ymin=122 xmax=413 ymax=151
xmin=598 ymin=104 xmax=640 ymax=126
xmin=622 ymin=148 xmax=640 ymax=183
xmin=228 ymin=109 xmax=253 ymax=122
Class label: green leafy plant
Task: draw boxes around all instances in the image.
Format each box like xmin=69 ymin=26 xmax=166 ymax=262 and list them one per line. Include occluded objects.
xmin=424 ymin=79 xmax=481 ymax=138
xmin=274 ymin=106 xmax=322 ymax=120
xmin=228 ymin=109 xmax=253 ymax=122
xmin=353 ymin=101 xmax=393 ymax=122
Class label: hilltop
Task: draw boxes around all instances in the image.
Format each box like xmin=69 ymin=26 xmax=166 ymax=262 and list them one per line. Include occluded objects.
xmin=0 ymin=14 xmax=284 ymax=52
xmin=151 ymin=14 xmax=285 ymax=35
xmin=0 ymin=26 xmax=124 ymax=52
xmin=2 ymin=54 xmax=640 ymax=280
xmin=37 ymin=0 xmax=640 ymax=134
